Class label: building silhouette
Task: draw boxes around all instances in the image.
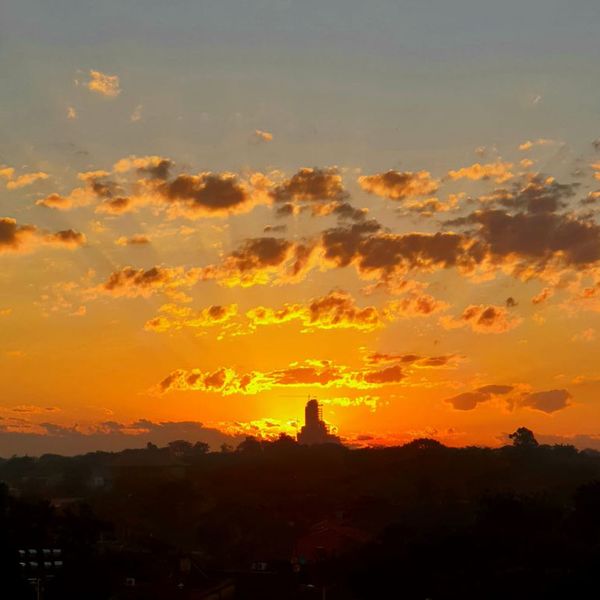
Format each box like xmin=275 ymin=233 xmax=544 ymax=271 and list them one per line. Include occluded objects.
xmin=297 ymin=398 xmax=341 ymax=445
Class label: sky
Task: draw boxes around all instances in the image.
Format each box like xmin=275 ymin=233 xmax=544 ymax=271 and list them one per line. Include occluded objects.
xmin=1 ymin=0 xmax=600 ymax=454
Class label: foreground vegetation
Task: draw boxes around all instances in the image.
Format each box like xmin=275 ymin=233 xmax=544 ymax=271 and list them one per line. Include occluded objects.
xmin=2 ymin=429 xmax=600 ymax=598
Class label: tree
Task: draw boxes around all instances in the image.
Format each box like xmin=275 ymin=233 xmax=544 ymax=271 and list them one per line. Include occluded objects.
xmin=236 ymin=436 xmax=262 ymax=454
xmin=508 ymin=427 xmax=538 ymax=448
xmin=192 ymin=441 xmax=210 ymax=455
xmin=168 ymin=440 xmax=193 ymax=456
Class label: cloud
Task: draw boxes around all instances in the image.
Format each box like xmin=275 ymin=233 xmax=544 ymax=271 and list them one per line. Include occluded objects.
xmin=441 ymin=304 xmax=522 ymax=334
xmin=446 ymin=384 xmax=514 ymax=410
xmin=246 ymin=291 xmax=383 ymax=331
xmin=518 ymin=138 xmax=556 ymax=151
xmin=263 ymin=224 xmax=287 ymax=234
xmin=37 ymin=170 xmax=118 ymax=211
xmin=252 ymin=129 xmax=273 ymax=143
xmin=130 ymin=104 xmax=143 ymax=122
xmin=519 ymin=389 xmax=572 ymax=413
xmin=399 ymin=194 xmax=461 ymax=217
xmin=1 ymin=166 xmax=49 ymax=190
xmin=97 ymin=266 xmax=200 ymax=299
xmin=0 ymin=419 xmax=241 ymax=456
xmin=358 ymin=170 xmax=438 ymax=199
xmin=532 ymin=287 xmax=553 ymax=305
xmin=0 ymin=217 xmax=86 ymax=254
xmin=96 ymin=196 xmax=133 ymax=215
xmin=200 ymin=236 xmax=316 ymax=287
xmin=321 ymin=395 xmax=382 ymax=412
xmin=159 ymin=359 xmax=407 ymax=396
xmin=144 ymin=303 xmax=238 ymax=333
xmin=200 ymin=219 xmax=484 ymax=289
xmin=46 ymin=229 xmax=87 ymax=248
xmin=113 ymin=155 xmax=174 ymax=180
xmin=571 ymin=328 xmax=596 ymax=342
xmin=145 ymin=289 xmax=445 ymax=337
xmin=480 ymin=176 xmax=577 ymax=214
xmin=385 ymin=294 xmax=448 ymax=317
xmin=581 ymin=191 xmax=600 ymax=205
xmin=158 ymin=171 xmax=272 ymax=218
xmin=445 ymin=384 xmax=571 ymax=414
xmin=447 ymin=161 xmax=514 ymax=183
xmin=449 ymin=202 xmax=600 ymax=273
xmin=115 ymin=235 xmax=151 ymax=246
xmin=446 ymin=391 xmax=492 ymax=410
xmin=319 ymin=220 xmax=484 ymax=282
xmin=365 ymin=352 xmax=459 ymax=368
xmin=6 ymin=172 xmax=49 ymax=190
xmin=86 ymin=69 xmax=121 ymax=97
xmin=269 ymin=167 xmax=363 ymax=222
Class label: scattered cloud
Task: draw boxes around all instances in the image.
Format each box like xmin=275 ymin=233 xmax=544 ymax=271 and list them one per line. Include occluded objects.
xmin=0 ymin=217 xmax=86 ymax=254
xmin=358 ymin=170 xmax=438 ymax=199
xmin=447 ymin=161 xmax=514 ymax=183
xmin=158 ymin=359 xmax=409 ymax=396
xmin=252 ymin=129 xmax=273 ymax=143
xmin=0 ymin=166 xmax=49 ymax=190
xmin=440 ymin=304 xmax=522 ymax=334
xmin=86 ymin=69 xmax=121 ymax=97
xmin=130 ymin=104 xmax=143 ymax=122
xmin=518 ymin=139 xmax=556 ymax=151
xmin=115 ymin=235 xmax=151 ymax=246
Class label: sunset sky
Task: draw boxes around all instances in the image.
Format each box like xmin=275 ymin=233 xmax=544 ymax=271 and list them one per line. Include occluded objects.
xmin=2 ymin=0 xmax=600 ymax=454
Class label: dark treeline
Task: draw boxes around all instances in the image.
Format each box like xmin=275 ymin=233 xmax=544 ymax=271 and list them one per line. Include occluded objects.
xmin=3 ymin=429 xmax=600 ymax=598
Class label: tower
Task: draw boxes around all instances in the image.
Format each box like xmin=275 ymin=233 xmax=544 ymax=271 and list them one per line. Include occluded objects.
xmin=297 ymin=398 xmax=341 ymax=446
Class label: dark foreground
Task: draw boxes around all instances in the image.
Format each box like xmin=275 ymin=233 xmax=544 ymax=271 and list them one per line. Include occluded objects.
xmin=3 ymin=431 xmax=600 ymax=599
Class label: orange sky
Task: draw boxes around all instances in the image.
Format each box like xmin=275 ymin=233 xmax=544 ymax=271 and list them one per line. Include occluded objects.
xmin=2 ymin=2 xmax=600 ymax=454
xmin=2 ymin=149 xmax=600 ymax=453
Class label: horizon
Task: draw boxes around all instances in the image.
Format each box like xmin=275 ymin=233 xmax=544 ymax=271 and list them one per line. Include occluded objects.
xmin=2 ymin=0 xmax=600 ymax=457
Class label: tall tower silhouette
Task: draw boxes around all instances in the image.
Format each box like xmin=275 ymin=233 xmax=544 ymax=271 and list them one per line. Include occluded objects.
xmin=297 ymin=398 xmax=341 ymax=446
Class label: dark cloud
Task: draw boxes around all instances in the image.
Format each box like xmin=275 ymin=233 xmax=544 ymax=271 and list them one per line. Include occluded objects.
xmin=228 ymin=237 xmax=294 ymax=271
xmin=96 ymin=196 xmax=132 ymax=215
xmin=520 ymin=389 xmax=572 ymax=414
xmin=441 ymin=304 xmax=522 ymax=333
xmin=99 ymin=266 xmax=196 ymax=298
xmin=47 ymin=229 xmax=86 ymax=247
xmin=446 ymin=391 xmax=491 ymax=411
xmin=330 ymin=202 xmax=367 ymax=222
xmin=0 ymin=217 xmax=37 ymax=251
xmin=358 ymin=170 xmax=438 ymax=199
xmin=263 ymin=224 xmax=287 ymax=234
xmin=446 ymin=385 xmax=513 ymax=410
xmin=0 ymin=420 xmax=241 ymax=457
xmin=138 ymin=158 xmax=173 ymax=180
xmin=159 ymin=173 xmax=250 ymax=214
xmin=272 ymin=167 xmax=347 ymax=203
xmin=321 ymin=219 xmax=485 ymax=281
xmin=446 ymin=385 xmax=571 ymax=414
xmin=450 ymin=209 xmax=600 ymax=267
xmin=0 ymin=217 xmax=86 ymax=253
xmin=492 ymin=177 xmax=578 ymax=214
